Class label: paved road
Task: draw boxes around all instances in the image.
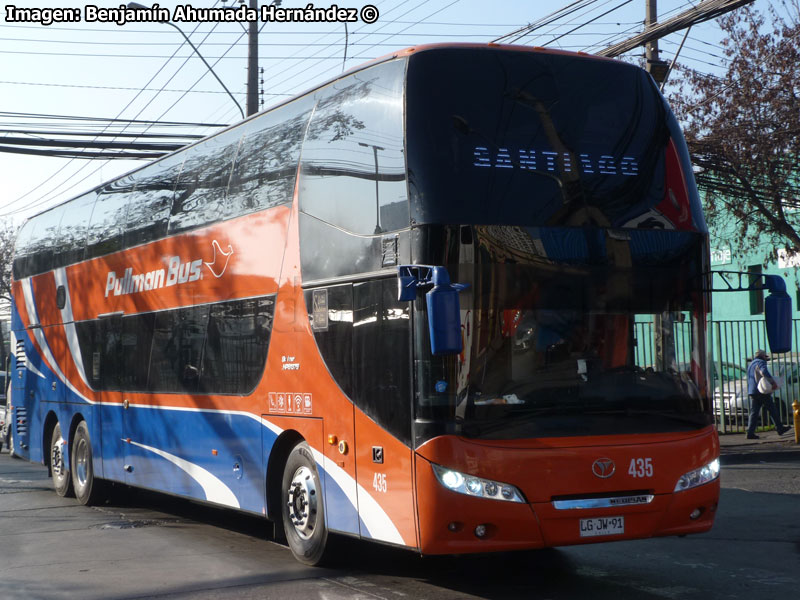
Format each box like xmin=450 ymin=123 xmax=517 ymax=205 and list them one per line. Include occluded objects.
xmin=1 ymin=449 xmax=798 ymax=600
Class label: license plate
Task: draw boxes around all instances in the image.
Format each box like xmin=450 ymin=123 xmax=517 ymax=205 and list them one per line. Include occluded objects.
xmin=579 ymin=516 xmax=625 ymax=537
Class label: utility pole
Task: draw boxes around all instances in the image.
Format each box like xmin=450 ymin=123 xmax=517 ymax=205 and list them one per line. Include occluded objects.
xmin=247 ymin=0 xmax=258 ymax=116
xmin=645 ymin=0 xmax=670 ymax=84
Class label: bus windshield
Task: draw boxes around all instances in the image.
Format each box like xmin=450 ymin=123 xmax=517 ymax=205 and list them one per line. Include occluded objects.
xmin=414 ymin=227 xmax=711 ymax=440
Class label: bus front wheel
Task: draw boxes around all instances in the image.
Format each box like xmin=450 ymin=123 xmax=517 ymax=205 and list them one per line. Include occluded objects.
xmin=50 ymin=423 xmax=73 ymax=497
xmin=281 ymin=441 xmax=328 ymax=565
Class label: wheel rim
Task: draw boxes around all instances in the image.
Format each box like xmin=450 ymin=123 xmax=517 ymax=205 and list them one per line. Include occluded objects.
xmin=51 ymin=436 xmax=66 ymax=482
xmin=286 ymin=465 xmax=318 ymax=540
xmin=75 ymin=438 xmax=89 ymax=489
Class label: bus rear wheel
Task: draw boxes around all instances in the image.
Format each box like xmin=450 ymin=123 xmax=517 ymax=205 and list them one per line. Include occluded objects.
xmin=281 ymin=441 xmax=328 ymax=565
xmin=50 ymin=423 xmax=73 ymax=497
xmin=71 ymin=421 xmax=104 ymax=505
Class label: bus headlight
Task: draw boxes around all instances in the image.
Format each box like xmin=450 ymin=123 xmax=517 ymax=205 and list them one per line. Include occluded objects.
xmin=431 ymin=463 xmax=526 ymax=503
xmin=674 ymin=458 xmax=720 ymax=492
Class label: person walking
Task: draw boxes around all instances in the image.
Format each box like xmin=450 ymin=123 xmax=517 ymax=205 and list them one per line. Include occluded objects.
xmin=746 ymin=349 xmax=792 ymax=439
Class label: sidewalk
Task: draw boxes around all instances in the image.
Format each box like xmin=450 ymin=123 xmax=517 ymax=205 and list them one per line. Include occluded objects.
xmin=719 ymin=427 xmax=800 ymax=460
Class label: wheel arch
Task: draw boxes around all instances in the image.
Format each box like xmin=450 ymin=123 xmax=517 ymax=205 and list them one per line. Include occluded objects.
xmin=42 ymin=410 xmax=59 ymax=470
xmin=266 ymin=429 xmax=305 ymax=523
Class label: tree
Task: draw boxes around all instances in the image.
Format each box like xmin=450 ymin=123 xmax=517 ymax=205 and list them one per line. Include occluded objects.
xmin=669 ymin=3 xmax=800 ymax=256
xmin=0 ymin=223 xmax=17 ymax=311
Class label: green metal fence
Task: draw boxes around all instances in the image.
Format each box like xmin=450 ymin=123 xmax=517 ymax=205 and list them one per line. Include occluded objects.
xmin=710 ymin=319 xmax=799 ymax=433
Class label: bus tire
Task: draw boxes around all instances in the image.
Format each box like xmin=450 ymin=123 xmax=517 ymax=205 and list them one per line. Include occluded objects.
xmin=71 ymin=421 xmax=104 ymax=505
xmin=281 ymin=441 xmax=328 ymax=565
xmin=50 ymin=423 xmax=73 ymax=497
xmin=8 ymin=428 xmax=18 ymax=458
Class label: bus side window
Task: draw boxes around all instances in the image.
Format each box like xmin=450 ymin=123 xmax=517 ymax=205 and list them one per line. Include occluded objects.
xmin=22 ymin=204 xmax=65 ymax=277
xmin=352 ymin=278 xmax=412 ymax=445
xmin=76 ymin=319 xmax=100 ymax=388
xmin=227 ymin=95 xmax=315 ymax=219
xmin=202 ymin=296 xmax=275 ymax=394
xmin=86 ymin=175 xmax=137 ymax=261
xmin=148 ymin=305 xmax=209 ymax=393
xmin=168 ymin=129 xmax=242 ymax=235
xmin=125 ymin=153 xmax=185 ymax=248
xmin=299 ymin=59 xmax=408 ymax=235
xmin=12 ymin=218 xmax=38 ymax=280
xmin=53 ymin=192 xmax=96 ymax=270
xmin=119 ymin=313 xmax=155 ymax=391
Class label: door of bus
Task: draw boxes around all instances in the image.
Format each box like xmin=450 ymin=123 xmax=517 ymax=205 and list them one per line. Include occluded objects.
xmin=95 ymin=314 xmax=128 ymax=483
xmin=352 ymin=279 xmax=417 ymax=547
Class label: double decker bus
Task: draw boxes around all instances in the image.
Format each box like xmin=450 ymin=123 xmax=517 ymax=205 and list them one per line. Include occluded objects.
xmin=9 ymin=44 xmax=787 ymax=565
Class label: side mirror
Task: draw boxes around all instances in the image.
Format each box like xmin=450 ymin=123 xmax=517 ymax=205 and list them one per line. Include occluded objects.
xmin=764 ymin=275 xmax=792 ymax=353
xmin=397 ymin=265 xmax=469 ymax=355
xmin=426 ymin=268 xmax=466 ymax=355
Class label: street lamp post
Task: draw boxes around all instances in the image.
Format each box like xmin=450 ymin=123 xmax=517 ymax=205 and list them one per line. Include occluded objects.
xmin=127 ymin=2 xmax=245 ymax=120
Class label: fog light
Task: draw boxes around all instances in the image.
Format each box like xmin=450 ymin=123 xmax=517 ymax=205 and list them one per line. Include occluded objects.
xmin=474 ymin=524 xmax=487 ymax=538
xmin=447 ymin=521 xmax=462 ymax=532
xmin=689 ymin=508 xmax=703 ymax=520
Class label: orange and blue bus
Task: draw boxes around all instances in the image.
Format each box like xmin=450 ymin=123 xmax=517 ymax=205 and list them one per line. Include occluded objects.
xmin=8 ymin=44 xmax=791 ymax=564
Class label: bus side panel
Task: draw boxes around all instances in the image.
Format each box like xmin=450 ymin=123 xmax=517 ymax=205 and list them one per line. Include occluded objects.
xmin=354 ymin=408 xmax=417 ymax=548
xmin=122 ymin=405 xmax=269 ymax=512
xmin=100 ymin=401 xmax=126 ymax=483
xmin=263 ymin=199 xmax=361 ymax=537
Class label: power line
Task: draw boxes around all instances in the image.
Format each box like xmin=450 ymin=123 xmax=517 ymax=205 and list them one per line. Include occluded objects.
xmin=2 ymin=4 xmax=226 ymax=216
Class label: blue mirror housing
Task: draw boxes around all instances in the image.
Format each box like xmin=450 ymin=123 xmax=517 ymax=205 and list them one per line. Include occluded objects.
xmin=397 ymin=274 xmax=417 ymax=302
xmin=397 ymin=265 xmax=468 ymax=356
xmin=426 ymin=267 xmax=464 ymax=355
xmin=764 ymin=275 xmax=792 ymax=353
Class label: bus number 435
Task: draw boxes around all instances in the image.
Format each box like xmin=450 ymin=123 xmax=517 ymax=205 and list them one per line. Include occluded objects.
xmin=628 ymin=458 xmax=653 ymax=478
xmin=373 ymin=473 xmax=387 ymax=493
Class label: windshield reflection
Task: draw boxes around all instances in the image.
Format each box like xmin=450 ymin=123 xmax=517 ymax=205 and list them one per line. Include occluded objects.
xmin=414 ymin=226 xmax=711 ymax=440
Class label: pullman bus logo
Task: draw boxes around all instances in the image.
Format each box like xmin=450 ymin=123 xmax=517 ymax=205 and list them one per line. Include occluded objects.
xmin=592 ymin=458 xmax=616 ymax=479
xmin=104 ymin=241 xmax=235 ymax=298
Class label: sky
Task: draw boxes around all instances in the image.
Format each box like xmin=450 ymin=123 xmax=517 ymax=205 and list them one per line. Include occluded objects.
xmin=0 ymin=0 xmax=779 ymax=226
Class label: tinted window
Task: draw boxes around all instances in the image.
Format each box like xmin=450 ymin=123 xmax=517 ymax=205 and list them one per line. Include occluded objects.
xmin=12 ymin=218 xmax=38 ymax=279
xmin=77 ymin=316 xmax=123 ymax=391
xmin=75 ymin=319 xmax=99 ymax=387
xmin=126 ymin=153 xmax=185 ymax=248
xmin=228 ymin=95 xmax=315 ymax=217
xmin=119 ymin=313 xmax=155 ymax=391
xmin=168 ymin=129 xmax=242 ymax=234
xmin=406 ymin=48 xmax=669 ymax=227
xmin=300 ymin=59 xmax=408 ymax=235
xmin=22 ymin=205 xmax=65 ymax=276
xmin=305 ymin=284 xmax=353 ymax=397
xmin=77 ymin=298 xmax=275 ymax=394
xmin=203 ymin=297 xmax=275 ymax=393
xmin=86 ymin=174 xmax=137 ymax=260
xmin=53 ymin=192 xmax=96 ymax=268
xmin=149 ymin=305 xmax=209 ymax=393
xmin=353 ymin=278 xmax=411 ymax=444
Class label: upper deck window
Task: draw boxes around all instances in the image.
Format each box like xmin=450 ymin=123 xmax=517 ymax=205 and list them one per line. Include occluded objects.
xmin=299 ymin=59 xmax=408 ymax=235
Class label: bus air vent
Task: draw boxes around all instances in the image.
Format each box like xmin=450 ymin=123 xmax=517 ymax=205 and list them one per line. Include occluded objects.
xmin=15 ymin=339 xmax=26 ymax=369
